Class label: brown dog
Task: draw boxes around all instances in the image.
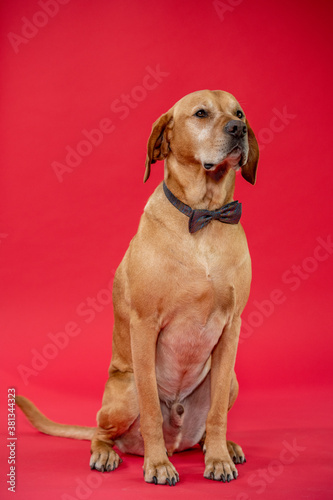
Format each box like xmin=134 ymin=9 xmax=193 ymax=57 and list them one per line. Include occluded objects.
xmin=16 ymin=90 xmax=259 ymax=486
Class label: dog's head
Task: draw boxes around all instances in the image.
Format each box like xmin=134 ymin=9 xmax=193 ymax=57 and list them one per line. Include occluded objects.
xmin=144 ymin=90 xmax=259 ymax=185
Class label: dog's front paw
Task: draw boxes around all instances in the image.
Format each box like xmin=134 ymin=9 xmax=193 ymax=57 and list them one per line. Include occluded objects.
xmin=90 ymin=441 xmax=122 ymax=472
xmin=204 ymin=455 xmax=238 ymax=482
xmin=143 ymin=456 xmax=180 ymax=485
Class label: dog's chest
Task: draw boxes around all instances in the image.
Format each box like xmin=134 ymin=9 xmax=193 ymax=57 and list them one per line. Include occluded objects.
xmin=153 ymin=225 xmax=249 ymax=403
xmin=155 ymin=257 xmax=231 ymax=402
xmin=156 ymin=313 xmax=223 ymax=403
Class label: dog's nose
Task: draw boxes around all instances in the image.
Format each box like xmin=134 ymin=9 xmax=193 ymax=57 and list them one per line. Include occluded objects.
xmin=224 ymin=120 xmax=247 ymax=139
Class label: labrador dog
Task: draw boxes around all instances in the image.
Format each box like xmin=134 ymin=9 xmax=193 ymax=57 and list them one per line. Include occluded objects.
xmin=16 ymin=89 xmax=259 ymax=486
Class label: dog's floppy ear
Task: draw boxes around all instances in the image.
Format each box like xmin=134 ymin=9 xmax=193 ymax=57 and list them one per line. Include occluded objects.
xmin=241 ymin=120 xmax=259 ymax=185
xmin=144 ymin=110 xmax=174 ymax=183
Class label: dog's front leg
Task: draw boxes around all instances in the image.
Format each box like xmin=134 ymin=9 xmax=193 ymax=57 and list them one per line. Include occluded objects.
xmin=130 ymin=314 xmax=179 ymax=485
xmin=204 ymin=317 xmax=241 ymax=482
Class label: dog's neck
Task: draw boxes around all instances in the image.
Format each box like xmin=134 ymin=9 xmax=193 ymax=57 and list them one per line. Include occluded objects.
xmin=164 ymin=157 xmax=236 ymax=211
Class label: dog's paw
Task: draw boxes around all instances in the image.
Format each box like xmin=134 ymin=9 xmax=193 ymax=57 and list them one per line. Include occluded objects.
xmin=90 ymin=441 xmax=122 ymax=472
xmin=227 ymin=440 xmax=246 ymax=465
xmin=143 ymin=456 xmax=180 ymax=485
xmin=204 ymin=455 xmax=238 ymax=482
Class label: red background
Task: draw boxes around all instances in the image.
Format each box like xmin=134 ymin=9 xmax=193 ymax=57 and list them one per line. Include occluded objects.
xmin=1 ymin=0 xmax=333 ymax=498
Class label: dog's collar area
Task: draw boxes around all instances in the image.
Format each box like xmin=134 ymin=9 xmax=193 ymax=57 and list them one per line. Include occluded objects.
xmin=163 ymin=181 xmax=242 ymax=234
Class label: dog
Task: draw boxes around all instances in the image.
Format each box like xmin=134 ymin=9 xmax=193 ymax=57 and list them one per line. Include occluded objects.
xmin=16 ymin=89 xmax=259 ymax=486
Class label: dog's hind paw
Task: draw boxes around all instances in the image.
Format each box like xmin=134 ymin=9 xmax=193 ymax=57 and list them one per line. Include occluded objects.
xmin=227 ymin=440 xmax=246 ymax=465
xmin=90 ymin=441 xmax=122 ymax=472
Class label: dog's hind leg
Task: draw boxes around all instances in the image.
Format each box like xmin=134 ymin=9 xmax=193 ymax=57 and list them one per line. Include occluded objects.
xmin=90 ymin=371 xmax=139 ymax=472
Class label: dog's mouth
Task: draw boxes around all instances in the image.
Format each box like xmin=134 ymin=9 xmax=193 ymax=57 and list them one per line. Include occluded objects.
xmin=204 ymin=145 xmax=244 ymax=173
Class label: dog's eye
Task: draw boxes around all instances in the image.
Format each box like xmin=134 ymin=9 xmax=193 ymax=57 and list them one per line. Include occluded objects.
xmin=236 ymin=110 xmax=244 ymax=119
xmin=195 ymin=109 xmax=208 ymax=118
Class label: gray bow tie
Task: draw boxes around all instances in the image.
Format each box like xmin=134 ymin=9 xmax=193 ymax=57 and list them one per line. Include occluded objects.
xmin=163 ymin=182 xmax=242 ymax=233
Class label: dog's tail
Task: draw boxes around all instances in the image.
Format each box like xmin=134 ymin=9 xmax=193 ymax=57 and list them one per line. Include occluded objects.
xmin=15 ymin=395 xmax=96 ymax=441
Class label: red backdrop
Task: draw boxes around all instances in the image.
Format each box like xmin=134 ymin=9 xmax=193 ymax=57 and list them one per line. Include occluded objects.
xmin=1 ymin=0 xmax=332 ymax=499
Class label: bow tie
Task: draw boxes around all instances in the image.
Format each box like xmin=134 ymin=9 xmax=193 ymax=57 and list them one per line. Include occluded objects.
xmin=163 ymin=181 xmax=242 ymax=234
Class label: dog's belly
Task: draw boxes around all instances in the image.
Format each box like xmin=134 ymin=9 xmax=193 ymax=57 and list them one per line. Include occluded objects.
xmin=115 ymin=314 xmax=227 ymax=456
xmin=155 ymin=312 xmax=225 ymax=403
xmin=115 ymin=370 xmax=211 ymax=457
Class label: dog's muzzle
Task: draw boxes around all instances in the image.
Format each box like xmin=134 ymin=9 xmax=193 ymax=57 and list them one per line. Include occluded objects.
xmin=224 ymin=119 xmax=247 ymax=139
xmin=203 ymin=120 xmax=248 ymax=172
